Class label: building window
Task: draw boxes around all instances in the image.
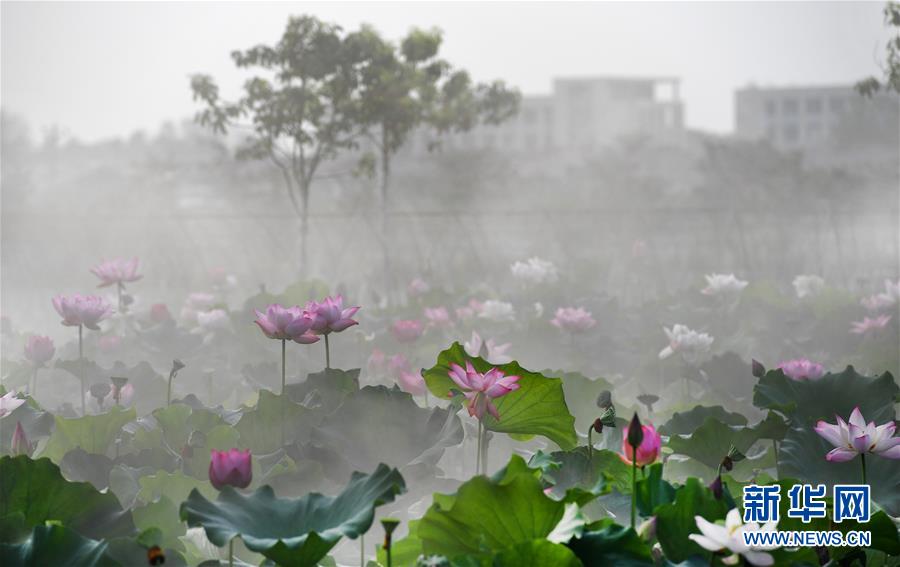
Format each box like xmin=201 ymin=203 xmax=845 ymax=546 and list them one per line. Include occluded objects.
xmin=829 ymin=98 xmax=845 ymax=113
xmin=766 ymin=125 xmax=777 ymax=141
xmin=782 ymin=99 xmax=798 ymax=115
xmin=765 ymin=100 xmax=777 ymax=117
xmin=806 ymin=98 xmax=822 ymax=114
xmin=783 ymin=124 xmax=798 ymax=143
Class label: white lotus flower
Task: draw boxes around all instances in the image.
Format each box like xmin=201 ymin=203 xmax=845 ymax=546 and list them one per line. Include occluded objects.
xmin=659 ymin=324 xmax=714 ymax=365
xmin=464 ymin=331 xmax=513 ymax=364
xmin=792 ymin=275 xmax=825 ymax=299
xmin=885 ymin=278 xmax=900 ymax=301
xmin=689 ymin=508 xmax=779 ymax=566
xmin=701 ymin=273 xmax=748 ymax=296
xmin=510 ymin=257 xmax=558 ymax=285
xmin=478 ymin=300 xmax=516 ymax=322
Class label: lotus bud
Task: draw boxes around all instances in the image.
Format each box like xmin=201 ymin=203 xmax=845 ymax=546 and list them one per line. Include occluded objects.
xmin=208 ymin=449 xmax=252 ymax=490
xmin=709 ymin=475 xmax=724 ymax=500
xmin=11 ymin=421 xmax=31 ymax=456
xmin=627 ymin=413 xmax=644 ymax=450
xmin=592 ymin=417 xmax=604 ymax=435
xmin=637 ymin=516 xmax=657 ymax=541
xmin=596 ymin=390 xmax=612 ymax=409
xmin=751 ymin=359 xmax=766 ymax=378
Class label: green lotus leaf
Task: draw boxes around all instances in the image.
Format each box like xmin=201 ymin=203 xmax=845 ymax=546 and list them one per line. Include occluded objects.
xmin=544 ymin=369 xmax=615 ymax=433
xmin=778 ymin=426 xmax=900 ymax=516
xmin=423 ymin=343 xmax=577 ymax=450
xmin=179 ymin=463 xmax=405 ymax=567
xmin=306 ymin=385 xmax=463 ymax=481
xmin=492 ymin=539 xmax=583 ymax=566
xmin=59 ymin=448 xmax=114 ymax=490
xmin=666 ymin=416 xmax=771 ymax=470
xmin=566 ymin=518 xmax=654 ymax=566
xmin=285 ymin=368 xmax=360 ymax=413
xmin=0 ymin=396 xmax=53 ymax=453
xmin=654 ymin=477 xmax=729 ymax=563
xmin=635 ymin=463 xmax=676 ymax=517
xmin=137 ymin=470 xmax=216 ymax=506
xmin=235 ymin=390 xmax=320 ymax=453
xmin=133 ymin=496 xmax=185 ymax=552
xmin=54 ymin=359 xmax=169 ymax=415
xmin=404 ymin=455 xmax=590 ymax=562
xmin=0 ymin=524 xmax=118 ymax=567
xmin=658 ymin=405 xmax=747 ymax=436
xmin=529 ymin=447 xmax=631 ymax=497
xmin=753 ymin=366 xmax=898 ymax=426
xmin=0 ymin=456 xmax=135 ymax=542
xmin=40 ymin=407 xmax=136 ymax=463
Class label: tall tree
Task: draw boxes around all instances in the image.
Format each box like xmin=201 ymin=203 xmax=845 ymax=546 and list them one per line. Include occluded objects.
xmin=190 ymin=16 xmax=365 ymax=272
xmin=857 ymin=2 xmax=900 ymax=96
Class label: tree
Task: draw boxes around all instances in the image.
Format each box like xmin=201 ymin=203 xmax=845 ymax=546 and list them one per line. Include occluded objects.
xmin=347 ymin=25 xmax=520 ymax=299
xmin=857 ymin=3 xmax=900 ymax=96
xmin=190 ymin=16 xmax=366 ymax=272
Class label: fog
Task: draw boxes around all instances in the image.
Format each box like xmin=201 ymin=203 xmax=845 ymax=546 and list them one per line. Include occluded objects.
xmin=1 ymin=2 xmax=899 ymax=566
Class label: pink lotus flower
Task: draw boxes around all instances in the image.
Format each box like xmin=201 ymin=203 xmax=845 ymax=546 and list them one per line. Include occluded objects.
xmin=455 ymin=299 xmax=484 ymax=321
xmin=391 ymin=320 xmax=424 ymax=343
xmin=11 ymin=421 xmax=31 ymax=456
xmin=815 ymin=407 xmax=900 ymax=462
xmin=447 ymin=361 xmax=520 ymax=420
xmin=254 ymin=304 xmax=319 ymax=344
xmin=0 ymin=392 xmax=25 ymax=418
xmin=209 ymin=449 xmax=252 ymax=490
xmin=98 ymin=335 xmax=122 ymax=353
xmin=776 ymin=359 xmax=825 ymax=382
xmin=550 ymin=307 xmax=597 ymax=334
xmin=463 ymin=331 xmax=512 ymax=364
xmin=387 ymin=354 xmax=411 ymax=376
xmin=850 ymin=314 xmax=892 ymax=335
xmin=24 ymin=335 xmax=55 ymax=366
xmin=398 ymin=369 xmax=428 ymax=397
xmin=367 ymin=348 xmax=387 ymax=376
xmin=861 ymin=293 xmax=896 ymax=312
xmin=305 ymin=295 xmax=360 ymax=335
xmin=52 ymin=294 xmax=113 ymax=330
xmin=90 ymin=258 xmax=141 ymax=288
xmin=105 ymin=383 xmax=134 ymax=407
xmin=424 ymin=307 xmax=452 ymax=328
xmin=149 ymin=303 xmax=172 ymax=324
xmin=619 ymin=422 xmax=662 ymax=467
xmin=407 ymin=278 xmax=430 ymax=298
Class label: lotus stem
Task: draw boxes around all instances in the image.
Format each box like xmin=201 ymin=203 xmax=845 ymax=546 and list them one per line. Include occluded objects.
xmin=281 ymin=339 xmax=287 ymax=394
xmin=772 ymin=439 xmax=779 ymax=478
xmin=476 ymin=419 xmax=483 ymax=476
xmin=325 ymin=334 xmax=331 ymax=369
xmin=78 ymin=324 xmax=85 ymax=415
xmin=630 ymin=457 xmax=637 ymax=530
xmin=166 ymin=373 xmax=172 ymax=407
xmin=360 ymin=533 xmax=364 ymax=566
xmin=228 ymin=537 xmax=234 ymax=567
xmin=588 ymin=425 xmax=594 ymax=467
xmin=30 ymin=367 xmax=38 ymax=399
xmin=860 ymin=453 xmax=867 ymax=485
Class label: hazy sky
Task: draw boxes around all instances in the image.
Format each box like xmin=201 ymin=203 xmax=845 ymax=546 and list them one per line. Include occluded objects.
xmin=1 ymin=1 xmax=891 ymax=142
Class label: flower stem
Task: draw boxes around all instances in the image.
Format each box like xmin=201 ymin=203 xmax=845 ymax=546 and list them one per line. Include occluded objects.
xmin=631 ymin=457 xmax=637 ymax=530
xmin=360 ymin=533 xmax=365 ymax=566
xmin=476 ymin=419 xmax=483 ymax=476
xmin=228 ymin=537 xmax=234 ymax=567
xmin=166 ymin=373 xmax=172 ymax=407
xmin=325 ymin=334 xmax=331 ymax=369
xmin=281 ymin=339 xmax=287 ymax=394
xmin=30 ymin=367 xmax=38 ymax=399
xmin=78 ymin=324 xmax=85 ymax=415
xmin=772 ymin=439 xmax=779 ymax=478
xmin=588 ymin=425 xmax=594 ymax=467
xmin=860 ymin=453 xmax=867 ymax=485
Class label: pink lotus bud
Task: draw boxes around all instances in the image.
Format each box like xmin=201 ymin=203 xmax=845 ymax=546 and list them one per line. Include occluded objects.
xmin=424 ymin=307 xmax=452 ymax=328
xmin=620 ymin=418 xmax=661 ymax=467
xmin=390 ymin=320 xmax=424 ymax=343
xmin=407 ymin=278 xmax=430 ymax=298
xmin=209 ymin=449 xmax=252 ymax=490
xmin=149 ymin=303 xmax=172 ymax=324
xmin=24 ymin=335 xmax=55 ymax=366
xmin=776 ymin=359 xmax=825 ymax=382
xmin=11 ymin=421 xmax=31 ymax=456
xmin=98 ymin=335 xmax=122 ymax=353
xmin=398 ymin=370 xmax=427 ymax=397
xmin=367 ymin=348 xmax=387 ymax=376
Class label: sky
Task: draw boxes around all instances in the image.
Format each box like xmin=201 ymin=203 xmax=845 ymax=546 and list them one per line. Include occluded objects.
xmin=1 ymin=1 xmax=892 ymax=142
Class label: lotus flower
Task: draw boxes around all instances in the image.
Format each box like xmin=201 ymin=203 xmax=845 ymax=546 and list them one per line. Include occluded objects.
xmin=455 ymin=299 xmax=483 ymax=321
xmin=447 ymin=361 xmax=520 ymax=420
xmin=701 ymin=273 xmax=748 ymax=296
xmin=149 ymin=303 xmax=172 ymax=324
xmin=550 ymin=307 xmax=596 ymax=333
xmin=24 ymin=335 xmax=55 ymax=366
xmin=463 ymin=331 xmax=512 ymax=364
xmin=424 ymin=307 xmax=452 ymax=328
xmin=305 ymin=295 xmax=360 ymax=335
xmin=11 ymin=421 xmax=31 ymax=456
xmin=387 ymin=354 xmax=411 ymax=376
xmin=510 ymin=257 xmax=558 ymax=285
xmin=254 ymin=304 xmax=319 ymax=344
xmin=776 ymin=359 xmax=825 ymax=382
xmin=209 ymin=449 xmax=252 ymax=490
xmin=0 ymin=392 xmax=25 ymax=418
xmin=367 ymin=348 xmax=387 ymax=376
xmin=478 ymin=300 xmax=515 ymax=322
xmin=407 ymin=278 xmax=430 ymax=298
xmin=391 ymin=320 xmax=424 ymax=343
xmin=659 ymin=324 xmax=714 ymax=365
xmin=885 ymin=278 xmax=900 ymax=301
xmin=861 ymin=293 xmax=896 ymax=312
xmin=105 ymin=382 xmax=134 ymax=407
xmin=52 ymin=294 xmax=112 ymax=330
xmin=814 ymin=407 xmax=900 ymax=462
xmin=98 ymin=335 xmax=122 ymax=353
xmin=398 ymin=369 xmax=428 ymax=397
xmin=194 ymin=309 xmax=230 ymax=335
xmin=850 ymin=314 xmax=892 ymax=335
xmin=792 ymin=274 xmax=825 ymax=299
xmin=689 ymin=508 xmax=779 ymax=567
xmin=90 ymin=257 xmax=141 ymax=287
xmin=620 ymin=422 xmax=661 ymax=467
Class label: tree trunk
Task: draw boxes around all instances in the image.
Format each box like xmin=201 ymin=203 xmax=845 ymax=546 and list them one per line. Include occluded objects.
xmin=299 ymin=181 xmax=310 ymax=278
xmin=380 ymin=125 xmax=393 ymax=305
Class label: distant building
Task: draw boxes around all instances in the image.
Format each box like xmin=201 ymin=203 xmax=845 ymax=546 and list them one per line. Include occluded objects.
xmin=734 ymin=84 xmax=898 ymax=153
xmin=405 ymin=76 xmax=684 ymax=155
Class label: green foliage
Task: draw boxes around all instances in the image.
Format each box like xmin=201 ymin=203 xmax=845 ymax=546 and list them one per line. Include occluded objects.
xmin=180 ymin=464 xmax=405 ymax=567
xmin=567 ymin=519 xmax=655 ymax=566
xmin=423 ymin=343 xmax=577 ymax=450
xmin=658 ymin=405 xmax=747 ymax=436
xmin=235 ymin=390 xmax=319 ymax=453
xmin=666 ymin=415 xmax=778 ymax=470
xmin=492 ymin=539 xmax=582 ymax=566
xmin=40 ymin=407 xmax=136 ymax=463
xmin=529 ymin=447 xmax=630 ymax=497
xmin=654 ymin=478 xmax=729 ymax=562
xmin=0 ymin=524 xmax=118 ymax=567
xmin=634 ymin=463 xmax=676 ymax=517
xmin=284 ymin=368 xmax=360 ymax=413
xmin=0 ymin=456 xmax=135 ymax=542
